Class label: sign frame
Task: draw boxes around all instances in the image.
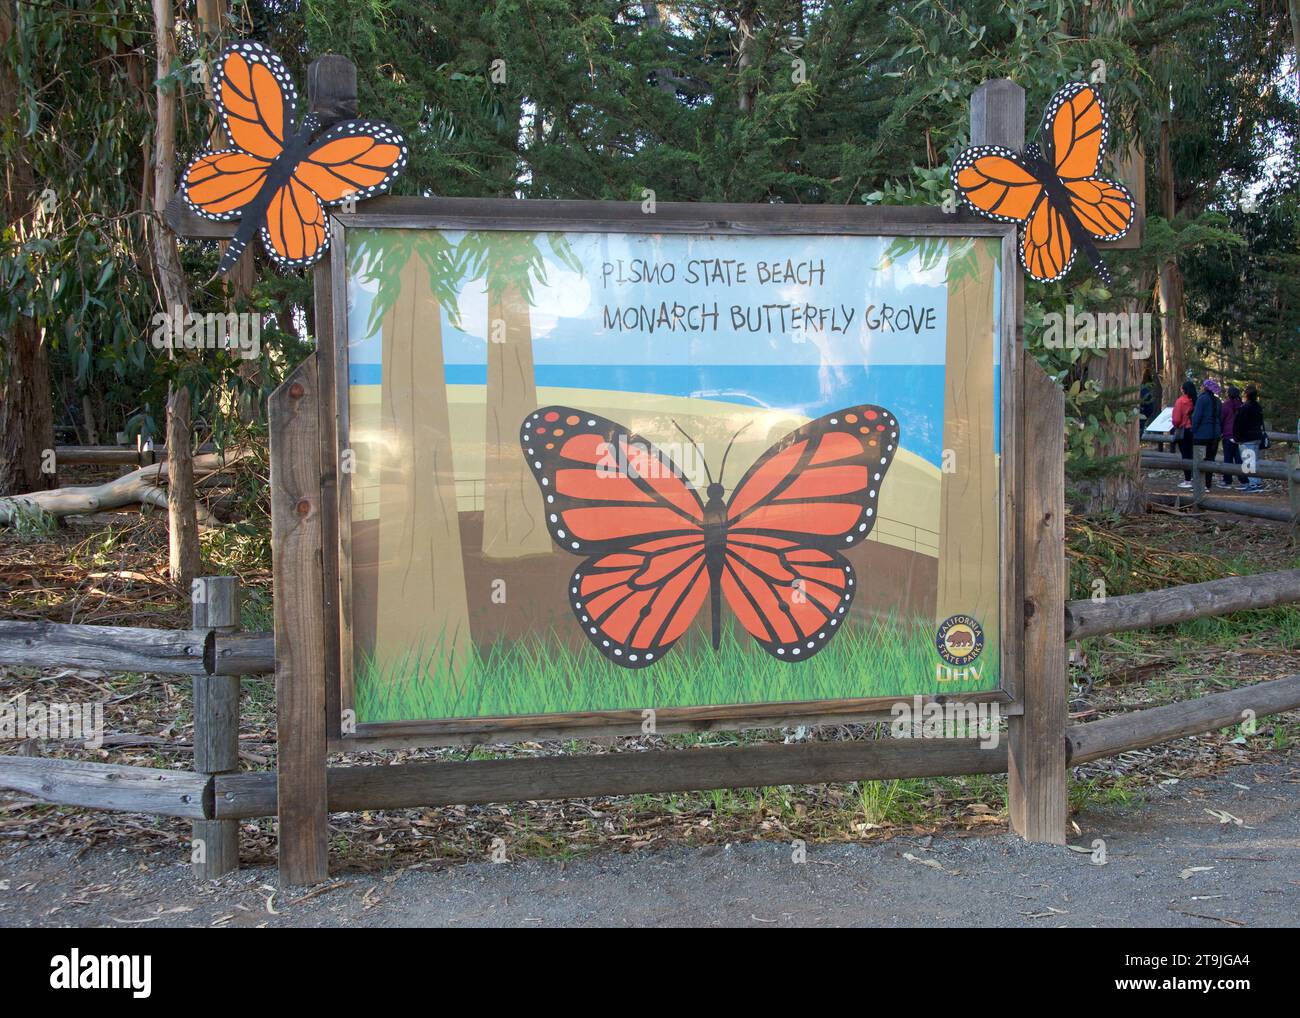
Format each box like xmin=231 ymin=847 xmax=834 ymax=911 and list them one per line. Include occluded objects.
xmin=319 ymin=197 xmax=1023 ymax=748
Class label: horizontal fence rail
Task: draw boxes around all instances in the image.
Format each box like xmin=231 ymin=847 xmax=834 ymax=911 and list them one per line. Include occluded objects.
xmin=1148 ymin=492 xmax=1296 ymax=523
xmin=0 ymin=620 xmax=273 ymax=676
xmin=1139 ymin=451 xmax=1298 ymax=482
xmin=1142 ymin=431 xmax=1300 ymax=445
xmin=1064 ymin=569 xmax=1300 ymax=640
xmin=0 ymin=756 xmax=210 ymax=818
xmin=213 ymin=738 xmax=1006 ymax=820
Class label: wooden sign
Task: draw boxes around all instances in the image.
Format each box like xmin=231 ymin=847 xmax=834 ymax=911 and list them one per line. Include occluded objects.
xmin=324 ymin=201 xmax=1019 ymax=744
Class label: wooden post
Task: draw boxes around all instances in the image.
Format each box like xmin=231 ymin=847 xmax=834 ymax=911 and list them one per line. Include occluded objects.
xmin=1009 ymin=361 xmax=1067 ymax=843
xmin=305 ymin=54 xmax=356 ymax=742
xmin=191 ymin=575 xmax=240 ymax=878
xmin=1192 ymin=443 xmax=1205 ymax=504
xmin=970 ymin=78 xmax=1068 ymax=844
xmin=270 ymin=357 xmax=329 ymax=885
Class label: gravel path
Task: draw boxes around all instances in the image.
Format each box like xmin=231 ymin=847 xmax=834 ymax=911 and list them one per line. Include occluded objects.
xmin=1 ymin=751 xmax=1296 ymax=928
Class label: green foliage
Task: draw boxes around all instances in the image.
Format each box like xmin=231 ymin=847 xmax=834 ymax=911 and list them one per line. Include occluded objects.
xmin=3 ymin=0 xmax=1293 ymax=483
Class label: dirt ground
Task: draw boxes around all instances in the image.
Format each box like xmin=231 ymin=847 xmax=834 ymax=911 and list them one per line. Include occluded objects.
xmin=1 ymin=750 xmax=1295 ymax=928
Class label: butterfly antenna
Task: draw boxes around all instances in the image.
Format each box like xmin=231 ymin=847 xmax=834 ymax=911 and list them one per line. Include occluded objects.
xmin=672 ymin=419 xmax=714 ymax=485
xmin=718 ymin=421 xmax=753 ymax=486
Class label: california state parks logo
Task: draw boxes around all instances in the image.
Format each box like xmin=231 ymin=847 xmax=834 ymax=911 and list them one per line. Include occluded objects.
xmin=935 ymin=615 xmax=984 ymax=666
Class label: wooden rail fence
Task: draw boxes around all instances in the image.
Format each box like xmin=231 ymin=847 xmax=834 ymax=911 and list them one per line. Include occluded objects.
xmin=4 ymin=569 xmax=1300 ymax=879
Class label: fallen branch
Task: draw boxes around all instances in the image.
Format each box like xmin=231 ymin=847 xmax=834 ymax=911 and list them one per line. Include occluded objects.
xmin=0 ymin=448 xmax=251 ymax=526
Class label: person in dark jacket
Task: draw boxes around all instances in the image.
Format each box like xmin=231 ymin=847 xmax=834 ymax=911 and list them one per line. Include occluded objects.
xmin=1218 ymin=385 xmax=1244 ymax=487
xmin=1189 ymin=378 xmax=1223 ymax=488
xmin=1235 ymin=384 xmax=1266 ymax=491
xmin=1174 ymin=380 xmax=1197 ymax=486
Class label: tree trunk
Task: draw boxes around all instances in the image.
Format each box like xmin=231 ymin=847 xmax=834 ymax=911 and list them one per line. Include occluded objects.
xmin=736 ymin=2 xmax=758 ymax=113
xmin=166 ymin=385 xmax=201 ymax=586
xmin=481 ymin=279 xmax=553 ymax=559
xmin=152 ymin=0 xmax=199 ymax=587
xmin=0 ymin=0 xmax=55 ymax=497
xmin=1079 ymin=323 xmax=1145 ymax=513
xmin=1290 ymin=0 xmax=1300 ymax=95
xmin=1155 ymin=111 xmax=1185 ymax=399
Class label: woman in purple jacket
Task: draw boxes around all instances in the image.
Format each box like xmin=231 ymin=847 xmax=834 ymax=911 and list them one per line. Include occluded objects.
xmin=1219 ymin=385 xmax=1244 ymax=487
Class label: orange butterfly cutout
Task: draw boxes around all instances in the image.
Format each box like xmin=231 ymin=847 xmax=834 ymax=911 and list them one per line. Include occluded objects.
xmin=180 ymin=41 xmax=407 ymax=275
xmin=952 ymin=81 xmax=1135 ymax=283
xmin=521 ymin=405 xmax=898 ymax=668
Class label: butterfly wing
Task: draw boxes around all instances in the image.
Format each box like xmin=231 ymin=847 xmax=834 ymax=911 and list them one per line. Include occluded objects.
xmin=257 ymin=121 xmax=409 ymax=270
xmin=1041 ymin=81 xmax=1136 ymax=244
xmin=1021 ymin=190 xmax=1076 ymax=283
xmin=1063 ymin=177 xmax=1135 ymax=242
xmin=722 ymin=405 xmax=898 ymax=660
xmin=521 ymin=406 xmax=710 ymax=667
xmin=180 ymin=150 xmax=272 ymax=223
xmin=1039 ymin=81 xmax=1107 ymax=182
xmin=951 ymin=145 xmax=1045 ymax=225
xmin=213 ymin=40 xmax=297 ymax=164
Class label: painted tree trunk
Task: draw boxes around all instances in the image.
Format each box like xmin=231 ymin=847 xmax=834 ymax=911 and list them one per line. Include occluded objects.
xmin=374 ymin=254 xmax=473 ymax=689
xmin=481 ymin=280 xmax=553 ymax=559
xmin=935 ymin=239 xmax=1000 ymax=633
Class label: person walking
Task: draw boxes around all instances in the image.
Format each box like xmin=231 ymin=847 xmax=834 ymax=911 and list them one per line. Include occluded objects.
xmin=1173 ymin=379 xmax=1197 ymax=488
xmin=1235 ymin=384 xmax=1266 ymax=492
xmin=1219 ymin=384 xmax=1244 ymax=488
xmin=1191 ymin=379 xmax=1224 ymax=488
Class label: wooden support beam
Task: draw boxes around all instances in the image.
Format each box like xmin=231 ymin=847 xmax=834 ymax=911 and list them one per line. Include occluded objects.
xmin=1009 ymin=358 xmax=1068 ymax=845
xmin=213 ymin=737 xmax=1005 ymax=820
xmin=1067 ymin=674 xmax=1300 ymax=764
xmin=1192 ymin=443 xmax=1206 ymax=503
xmin=0 ymin=756 xmax=210 ymax=818
xmin=269 ymin=355 xmax=329 ymax=886
xmin=191 ymin=576 xmax=241 ymax=879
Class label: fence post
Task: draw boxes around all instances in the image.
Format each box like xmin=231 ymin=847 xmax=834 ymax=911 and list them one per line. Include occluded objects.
xmin=191 ymin=575 xmax=241 ymax=878
xmin=1288 ymin=451 xmax=1299 ymax=532
xmin=1192 ymin=443 xmax=1205 ymax=504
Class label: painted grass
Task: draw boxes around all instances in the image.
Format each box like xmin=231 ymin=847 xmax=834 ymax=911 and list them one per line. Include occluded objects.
xmin=355 ymin=614 xmax=998 ymax=724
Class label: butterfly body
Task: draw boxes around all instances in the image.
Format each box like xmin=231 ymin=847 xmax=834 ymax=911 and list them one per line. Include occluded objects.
xmin=181 ymin=41 xmax=408 ymax=275
xmin=952 ymin=81 xmax=1135 ymax=283
xmin=700 ymin=481 xmax=730 ymax=649
xmin=521 ymin=404 xmax=898 ymax=669
xmin=1017 ymin=141 xmax=1107 ymax=280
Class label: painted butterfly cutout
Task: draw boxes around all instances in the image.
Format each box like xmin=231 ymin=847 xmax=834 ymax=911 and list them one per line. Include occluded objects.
xmin=180 ymin=40 xmax=408 ymax=276
xmin=951 ymin=81 xmax=1135 ymax=284
xmin=520 ymin=405 xmax=898 ymax=669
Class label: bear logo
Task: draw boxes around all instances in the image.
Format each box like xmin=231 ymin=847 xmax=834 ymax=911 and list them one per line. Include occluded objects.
xmin=936 ymin=615 xmax=984 ymax=666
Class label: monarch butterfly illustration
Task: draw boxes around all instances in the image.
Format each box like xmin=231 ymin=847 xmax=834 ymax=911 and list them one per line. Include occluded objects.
xmin=520 ymin=404 xmax=898 ymax=669
xmin=951 ymin=81 xmax=1135 ymax=284
xmin=180 ymin=40 xmax=408 ymax=276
